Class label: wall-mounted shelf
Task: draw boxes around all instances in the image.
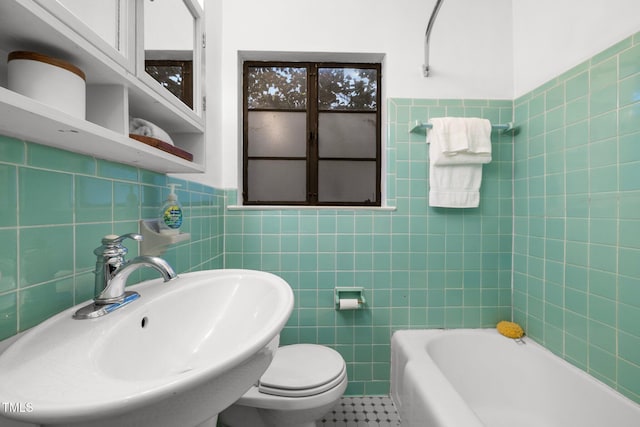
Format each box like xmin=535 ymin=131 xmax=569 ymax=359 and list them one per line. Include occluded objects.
xmin=0 ymin=0 xmax=205 ymax=174
xmin=139 ymin=219 xmax=190 ymax=256
xmin=0 ymin=86 xmax=203 ymax=173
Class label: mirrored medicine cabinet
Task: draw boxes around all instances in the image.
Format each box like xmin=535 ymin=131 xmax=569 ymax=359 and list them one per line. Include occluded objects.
xmin=0 ymin=0 xmax=206 ymax=173
xmin=139 ymin=0 xmax=203 ymax=115
xmin=34 ymin=0 xmax=204 ymax=117
xmin=34 ymin=0 xmax=136 ymax=71
xmin=142 ymin=0 xmax=198 ymax=110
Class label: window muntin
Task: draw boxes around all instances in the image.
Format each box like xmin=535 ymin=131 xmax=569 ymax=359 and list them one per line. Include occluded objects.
xmin=243 ymin=61 xmax=381 ymax=206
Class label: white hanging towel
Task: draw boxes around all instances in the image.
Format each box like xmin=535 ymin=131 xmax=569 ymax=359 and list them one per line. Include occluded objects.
xmin=427 ymin=117 xmax=492 ymax=208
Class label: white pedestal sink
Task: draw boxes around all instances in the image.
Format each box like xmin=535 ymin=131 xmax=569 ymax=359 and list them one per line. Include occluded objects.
xmin=0 ymin=269 xmax=294 ymax=427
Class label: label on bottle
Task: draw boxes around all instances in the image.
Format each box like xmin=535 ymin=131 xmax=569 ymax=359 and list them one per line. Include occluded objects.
xmin=163 ymin=204 xmax=183 ymax=229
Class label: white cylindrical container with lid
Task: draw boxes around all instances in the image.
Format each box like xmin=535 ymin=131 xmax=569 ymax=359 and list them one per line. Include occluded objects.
xmin=7 ymin=51 xmax=86 ymax=119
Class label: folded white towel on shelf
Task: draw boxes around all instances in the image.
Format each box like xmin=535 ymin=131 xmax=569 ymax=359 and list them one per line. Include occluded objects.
xmin=129 ymin=117 xmax=174 ymax=146
xmin=427 ymin=117 xmax=493 ymax=208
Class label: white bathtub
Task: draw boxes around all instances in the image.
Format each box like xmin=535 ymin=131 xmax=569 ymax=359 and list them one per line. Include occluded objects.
xmin=391 ymin=329 xmax=640 ymax=427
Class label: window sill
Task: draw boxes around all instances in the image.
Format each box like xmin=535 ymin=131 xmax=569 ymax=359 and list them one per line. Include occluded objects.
xmin=226 ymin=205 xmax=397 ymax=212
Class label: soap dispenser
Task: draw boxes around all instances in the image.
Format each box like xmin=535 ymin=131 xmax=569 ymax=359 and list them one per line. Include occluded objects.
xmin=159 ymin=184 xmax=183 ymax=235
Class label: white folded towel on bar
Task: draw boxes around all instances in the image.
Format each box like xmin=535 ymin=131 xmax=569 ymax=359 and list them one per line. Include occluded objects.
xmin=129 ymin=117 xmax=174 ymax=146
xmin=427 ymin=117 xmax=492 ymax=154
xmin=429 ymin=147 xmax=492 ymax=166
xmin=427 ymin=117 xmax=492 ymax=208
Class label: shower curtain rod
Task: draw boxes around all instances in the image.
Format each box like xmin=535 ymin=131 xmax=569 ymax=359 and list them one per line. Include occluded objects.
xmin=423 ymin=0 xmax=445 ymax=77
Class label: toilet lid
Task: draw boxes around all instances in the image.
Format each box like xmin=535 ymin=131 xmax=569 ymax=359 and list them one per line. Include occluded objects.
xmin=258 ymin=344 xmax=346 ymax=398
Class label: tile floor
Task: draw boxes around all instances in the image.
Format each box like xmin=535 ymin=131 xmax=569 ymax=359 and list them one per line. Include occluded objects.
xmin=317 ymin=396 xmax=402 ymax=427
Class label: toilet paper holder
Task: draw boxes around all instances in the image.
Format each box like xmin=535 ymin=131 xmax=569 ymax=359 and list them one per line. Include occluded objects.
xmin=334 ymin=287 xmax=366 ymax=310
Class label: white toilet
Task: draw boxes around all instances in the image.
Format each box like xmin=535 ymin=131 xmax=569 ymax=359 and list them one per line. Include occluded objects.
xmin=219 ymin=344 xmax=348 ymax=427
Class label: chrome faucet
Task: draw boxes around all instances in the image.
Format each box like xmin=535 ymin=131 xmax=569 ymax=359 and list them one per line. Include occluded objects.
xmin=73 ymin=233 xmax=177 ymax=319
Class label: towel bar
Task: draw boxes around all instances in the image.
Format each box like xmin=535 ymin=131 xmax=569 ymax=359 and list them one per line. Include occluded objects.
xmin=409 ymin=120 xmax=515 ymax=134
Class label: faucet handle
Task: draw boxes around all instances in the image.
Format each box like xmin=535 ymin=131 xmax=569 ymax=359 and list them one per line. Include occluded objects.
xmin=102 ymin=233 xmax=143 ymax=246
xmin=94 ymin=233 xmax=143 ymax=258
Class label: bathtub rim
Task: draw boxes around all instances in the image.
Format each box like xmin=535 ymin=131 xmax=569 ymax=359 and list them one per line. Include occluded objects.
xmin=391 ymin=328 xmax=640 ymax=427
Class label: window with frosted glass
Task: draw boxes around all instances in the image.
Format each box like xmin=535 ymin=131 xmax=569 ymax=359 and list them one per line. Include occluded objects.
xmin=243 ymin=62 xmax=381 ymax=206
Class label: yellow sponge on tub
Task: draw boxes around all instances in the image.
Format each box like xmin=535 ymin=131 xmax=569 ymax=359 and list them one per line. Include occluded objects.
xmin=496 ymin=321 xmax=524 ymax=339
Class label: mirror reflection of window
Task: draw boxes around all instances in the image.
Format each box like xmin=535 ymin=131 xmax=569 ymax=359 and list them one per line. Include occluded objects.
xmin=144 ymin=0 xmax=194 ymax=109
xmin=145 ymin=60 xmax=193 ymax=108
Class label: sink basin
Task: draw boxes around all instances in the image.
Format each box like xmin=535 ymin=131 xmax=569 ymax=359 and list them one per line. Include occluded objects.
xmin=0 ymin=269 xmax=294 ymax=427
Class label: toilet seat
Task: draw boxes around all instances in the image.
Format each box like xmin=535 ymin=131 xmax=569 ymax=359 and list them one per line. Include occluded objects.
xmin=257 ymin=344 xmax=347 ymax=398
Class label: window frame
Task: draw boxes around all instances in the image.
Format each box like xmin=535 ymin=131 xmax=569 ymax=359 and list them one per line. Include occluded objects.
xmin=242 ymin=60 xmax=382 ymax=207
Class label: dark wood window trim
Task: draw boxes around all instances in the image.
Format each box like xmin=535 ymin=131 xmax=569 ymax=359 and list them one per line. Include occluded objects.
xmin=243 ymin=61 xmax=382 ymax=207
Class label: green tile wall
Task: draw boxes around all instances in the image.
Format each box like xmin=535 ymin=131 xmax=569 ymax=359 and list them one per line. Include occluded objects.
xmin=0 ymin=136 xmax=225 ymax=340
xmin=513 ymin=31 xmax=640 ymax=403
xmin=224 ymin=98 xmax=514 ymax=395
xmin=4 ymin=34 xmax=637 ymax=404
